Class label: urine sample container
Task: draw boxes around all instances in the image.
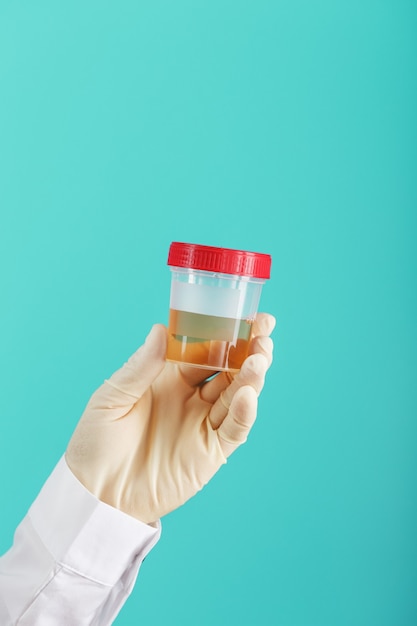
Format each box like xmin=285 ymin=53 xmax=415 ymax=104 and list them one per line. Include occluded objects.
xmin=166 ymin=242 xmax=271 ymax=372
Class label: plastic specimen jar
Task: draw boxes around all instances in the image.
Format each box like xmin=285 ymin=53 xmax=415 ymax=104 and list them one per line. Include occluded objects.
xmin=166 ymin=242 xmax=272 ymax=372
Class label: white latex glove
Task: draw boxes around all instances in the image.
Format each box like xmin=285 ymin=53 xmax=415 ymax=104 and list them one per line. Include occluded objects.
xmin=66 ymin=313 xmax=275 ymax=524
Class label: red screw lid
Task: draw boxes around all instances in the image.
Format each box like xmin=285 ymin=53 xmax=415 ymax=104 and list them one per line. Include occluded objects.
xmin=167 ymin=242 xmax=271 ymax=279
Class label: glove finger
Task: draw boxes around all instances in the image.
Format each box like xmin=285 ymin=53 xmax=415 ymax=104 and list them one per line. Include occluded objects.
xmin=217 ymin=385 xmax=258 ymax=458
xmin=248 ymin=335 xmax=274 ymax=367
xmin=251 ymin=313 xmax=276 ymax=338
xmin=207 ymin=353 xmax=269 ymax=429
xmin=89 ymin=324 xmax=167 ymax=414
xmin=199 ymin=370 xmax=233 ymax=405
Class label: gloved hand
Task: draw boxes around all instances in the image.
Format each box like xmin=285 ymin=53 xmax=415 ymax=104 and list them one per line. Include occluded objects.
xmin=66 ymin=313 xmax=275 ymax=525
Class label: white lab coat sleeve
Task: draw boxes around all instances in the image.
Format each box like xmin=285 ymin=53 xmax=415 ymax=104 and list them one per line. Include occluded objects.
xmin=0 ymin=456 xmax=161 ymax=625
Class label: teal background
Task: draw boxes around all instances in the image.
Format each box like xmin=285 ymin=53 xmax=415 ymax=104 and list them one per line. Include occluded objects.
xmin=0 ymin=1 xmax=416 ymax=625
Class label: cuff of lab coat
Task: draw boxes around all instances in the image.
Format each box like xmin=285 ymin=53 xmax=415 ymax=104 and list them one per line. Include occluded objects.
xmin=28 ymin=456 xmax=161 ymax=586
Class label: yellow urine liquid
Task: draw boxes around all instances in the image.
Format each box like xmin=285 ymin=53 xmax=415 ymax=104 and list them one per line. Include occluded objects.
xmin=167 ymin=309 xmax=252 ymax=372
